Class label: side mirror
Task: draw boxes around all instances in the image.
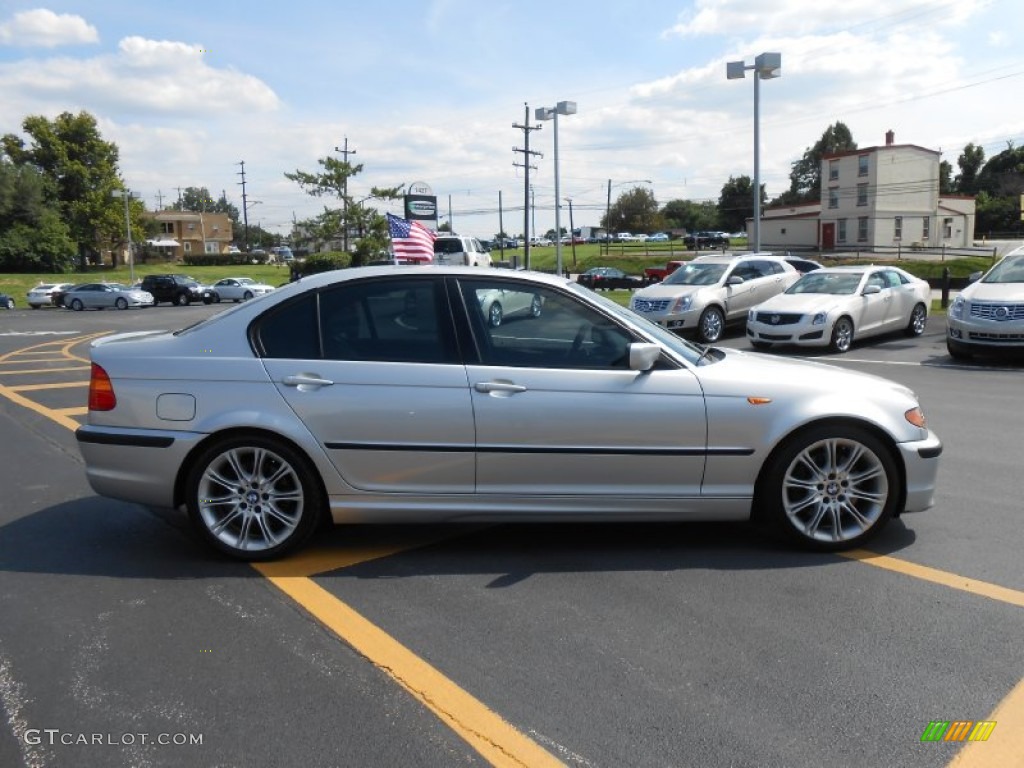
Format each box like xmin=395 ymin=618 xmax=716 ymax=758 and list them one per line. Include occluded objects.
xmin=862 ymin=284 xmax=882 ymax=295
xmin=727 ymin=275 xmax=745 ymax=286
xmin=628 ymin=343 xmax=661 ymax=371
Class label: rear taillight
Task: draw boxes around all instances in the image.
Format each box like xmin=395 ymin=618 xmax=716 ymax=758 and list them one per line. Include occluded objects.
xmin=88 ymin=363 xmax=116 ymax=411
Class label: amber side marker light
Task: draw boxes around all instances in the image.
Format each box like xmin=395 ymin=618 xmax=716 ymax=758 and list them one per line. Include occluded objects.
xmin=747 ymin=396 xmax=772 ymax=405
xmin=88 ymin=363 xmax=116 ymax=411
xmin=905 ymin=407 xmax=927 ymax=428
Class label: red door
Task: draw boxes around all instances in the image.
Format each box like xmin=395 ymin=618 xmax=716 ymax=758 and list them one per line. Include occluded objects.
xmin=821 ymin=222 xmax=835 ymax=250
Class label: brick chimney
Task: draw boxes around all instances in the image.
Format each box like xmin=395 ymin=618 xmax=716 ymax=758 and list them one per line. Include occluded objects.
xmin=885 ymin=129 xmax=895 ymax=146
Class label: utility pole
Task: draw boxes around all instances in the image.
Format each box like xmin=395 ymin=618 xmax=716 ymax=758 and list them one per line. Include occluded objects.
xmin=513 ymin=103 xmax=542 ymax=269
xmin=334 ymin=137 xmax=357 ymax=253
xmin=566 ymin=197 xmax=577 ymax=267
xmin=155 ymin=190 xmax=164 ymax=210
xmin=237 ymin=161 xmax=250 ymax=251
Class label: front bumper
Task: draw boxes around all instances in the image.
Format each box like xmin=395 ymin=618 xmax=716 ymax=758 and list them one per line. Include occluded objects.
xmin=897 ymin=430 xmax=943 ymax=513
xmin=746 ymin=318 xmax=828 ymax=346
xmin=947 ymin=317 xmax=1024 ymax=352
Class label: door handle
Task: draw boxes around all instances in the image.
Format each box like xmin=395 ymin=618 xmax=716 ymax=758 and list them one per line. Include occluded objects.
xmin=474 ymin=381 xmax=527 ymax=394
xmin=283 ymin=374 xmax=335 ymax=390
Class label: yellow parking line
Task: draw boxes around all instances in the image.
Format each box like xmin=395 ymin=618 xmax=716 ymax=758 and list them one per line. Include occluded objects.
xmin=8 ymin=381 xmax=89 ymax=392
xmin=947 ymin=677 xmax=1024 ymax=767
xmin=0 ymin=382 xmax=81 ymax=431
xmin=840 ymin=550 xmax=1024 ymax=608
xmin=53 ymin=406 xmax=87 ymax=417
xmin=0 ymin=365 xmax=91 ymax=375
xmin=256 ymin=552 xmax=564 ymax=768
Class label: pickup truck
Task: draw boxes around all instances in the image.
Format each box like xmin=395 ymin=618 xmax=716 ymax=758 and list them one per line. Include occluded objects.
xmin=642 ymin=260 xmax=688 ymax=283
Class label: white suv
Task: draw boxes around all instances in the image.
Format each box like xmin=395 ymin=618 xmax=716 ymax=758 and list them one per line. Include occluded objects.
xmin=630 ymin=253 xmax=800 ymax=342
xmin=433 ymin=235 xmax=492 ymax=267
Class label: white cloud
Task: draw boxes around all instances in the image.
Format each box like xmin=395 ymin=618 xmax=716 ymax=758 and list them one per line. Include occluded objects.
xmin=0 ymin=9 xmax=99 ymax=48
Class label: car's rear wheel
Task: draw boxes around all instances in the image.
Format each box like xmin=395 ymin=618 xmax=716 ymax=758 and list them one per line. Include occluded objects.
xmin=697 ymin=306 xmax=724 ymax=343
xmin=906 ymin=303 xmax=927 ymax=336
xmin=757 ymin=424 xmax=898 ymax=551
xmin=69 ymin=298 xmax=84 ymax=311
xmin=185 ymin=435 xmax=324 ymax=561
xmin=829 ymin=317 xmax=854 ymax=352
xmin=488 ymin=302 xmax=503 ymax=327
xmin=115 ymin=297 xmax=128 ymax=310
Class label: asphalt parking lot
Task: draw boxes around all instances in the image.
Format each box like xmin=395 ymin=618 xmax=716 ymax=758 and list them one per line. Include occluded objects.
xmin=0 ymin=302 xmax=1021 ymax=768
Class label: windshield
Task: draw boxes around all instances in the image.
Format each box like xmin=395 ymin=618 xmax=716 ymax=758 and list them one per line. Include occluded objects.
xmin=982 ymin=254 xmax=1024 ymax=284
xmin=786 ymin=272 xmax=862 ymax=295
xmin=663 ymin=262 xmax=728 ymax=286
xmin=237 ymin=278 xmax=255 ymax=285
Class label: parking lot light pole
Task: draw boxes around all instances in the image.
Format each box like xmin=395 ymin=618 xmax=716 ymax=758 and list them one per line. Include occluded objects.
xmin=536 ymin=101 xmax=577 ymax=278
xmin=727 ymin=52 xmax=781 ymax=253
xmin=112 ymin=189 xmax=135 ymax=284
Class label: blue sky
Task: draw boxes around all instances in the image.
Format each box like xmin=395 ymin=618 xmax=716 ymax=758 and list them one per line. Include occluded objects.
xmin=1 ymin=0 xmax=1022 ymax=239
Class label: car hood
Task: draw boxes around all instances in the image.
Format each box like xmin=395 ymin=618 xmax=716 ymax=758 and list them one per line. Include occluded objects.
xmin=961 ymin=281 xmax=1024 ymax=302
xmin=697 ymin=346 xmax=916 ymax=402
xmin=634 ymin=283 xmax=707 ymax=299
xmin=753 ymin=293 xmax=851 ymax=314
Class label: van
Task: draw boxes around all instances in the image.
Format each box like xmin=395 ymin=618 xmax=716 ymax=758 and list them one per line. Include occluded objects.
xmin=433 ymin=235 xmax=492 ymax=267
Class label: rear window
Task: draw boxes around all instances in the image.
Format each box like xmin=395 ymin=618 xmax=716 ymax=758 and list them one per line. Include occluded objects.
xmin=434 ymin=239 xmax=465 ymax=255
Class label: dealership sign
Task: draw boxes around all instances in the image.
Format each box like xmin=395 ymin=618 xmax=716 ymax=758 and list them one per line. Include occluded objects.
xmin=405 ymin=181 xmax=437 ymax=223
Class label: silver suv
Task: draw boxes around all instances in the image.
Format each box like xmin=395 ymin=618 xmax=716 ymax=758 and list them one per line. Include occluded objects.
xmin=433 ymin=235 xmax=492 ymax=267
xmin=630 ymin=253 xmax=800 ymax=342
xmin=947 ymin=248 xmax=1024 ymax=359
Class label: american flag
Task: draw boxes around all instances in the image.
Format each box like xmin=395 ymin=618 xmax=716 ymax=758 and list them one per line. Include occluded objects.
xmin=387 ymin=213 xmax=436 ymax=263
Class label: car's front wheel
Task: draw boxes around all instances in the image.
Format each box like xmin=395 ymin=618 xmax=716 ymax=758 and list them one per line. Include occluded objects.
xmin=906 ymin=303 xmax=927 ymax=336
xmin=697 ymin=306 xmax=724 ymax=343
xmin=185 ymin=435 xmax=324 ymax=561
xmin=69 ymin=298 xmax=84 ymax=311
xmin=176 ymin=292 xmax=190 ymax=306
xmin=115 ymin=297 xmax=128 ymax=310
xmin=829 ymin=316 xmax=854 ymax=352
xmin=757 ymin=424 xmax=898 ymax=551
xmin=243 ymin=290 xmax=253 ymax=301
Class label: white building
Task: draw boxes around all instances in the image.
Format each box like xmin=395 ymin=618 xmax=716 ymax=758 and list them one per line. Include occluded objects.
xmin=758 ymin=131 xmax=975 ymax=252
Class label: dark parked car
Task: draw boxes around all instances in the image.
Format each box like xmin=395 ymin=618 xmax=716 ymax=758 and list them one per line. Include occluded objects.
xmin=684 ymin=231 xmax=729 ymax=249
xmin=577 ymin=267 xmax=644 ymax=291
xmin=141 ymin=274 xmax=216 ymax=306
xmin=783 ymin=256 xmax=824 ymax=274
xmin=0 ymin=293 xmax=14 ymax=309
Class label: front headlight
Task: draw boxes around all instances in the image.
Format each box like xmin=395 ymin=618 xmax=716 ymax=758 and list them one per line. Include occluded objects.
xmin=748 ymin=309 xmax=754 ymax=322
xmin=812 ymin=312 xmax=827 ymax=325
xmin=949 ymin=295 xmax=965 ymax=320
xmin=672 ymin=295 xmax=693 ymax=313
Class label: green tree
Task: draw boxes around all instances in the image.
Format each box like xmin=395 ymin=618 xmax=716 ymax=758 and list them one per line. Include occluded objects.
xmin=660 ymin=198 xmax=719 ymax=232
xmin=602 ymin=187 xmax=661 ymax=233
xmin=169 ymin=186 xmax=240 ymax=222
xmin=0 ymin=160 xmax=76 ymax=271
xmin=285 ymin=155 xmax=401 ymax=267
xmin=953 ymin=143 xmax=985 ymax=194
xmin=939 ymin=160 xmax=954 ymax=194
xmin=1 ymin=111 xmax=124 ymax=265
xmin=778 ymin=122 xmax=857 ymax=204
xmin=718 ymin=175 xmax=760 ymax=233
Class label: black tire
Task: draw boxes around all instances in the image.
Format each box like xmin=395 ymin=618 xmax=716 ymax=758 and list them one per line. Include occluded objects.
xmin=4 ymin=299 xmax=14 ymax=310
xmin=906 ymin=303 xmax=927 ymax=337
xmin=176 ymin=292 xmax=190 ymax=306
xmin=697 ymin=306 xmax=724 ymax=343
xmin=185 ymin=435 xmax=324 ymax=561
xmin=488 ymin=302 xmax=503 ymax=327
xmin=529 ymin=294 xmax=542 ymax=318
xmin=829 ymin=316 xmax=854 ymax=353
xmin=115 ymin=297 xmax=128 ymax=310
xmin=70 ymin=298 xmax=84 ymax=311
xmin=756 ymin=423 xmax=899 ymax=551
xmin=243 ymin=290 xmax=253 ymax=301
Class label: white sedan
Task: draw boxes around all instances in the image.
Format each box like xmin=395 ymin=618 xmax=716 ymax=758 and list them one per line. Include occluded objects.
xmin=212 ymin=277 xmax=275 ymax=302
xmin=746 ymin=266 xmax=930 ymax=353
